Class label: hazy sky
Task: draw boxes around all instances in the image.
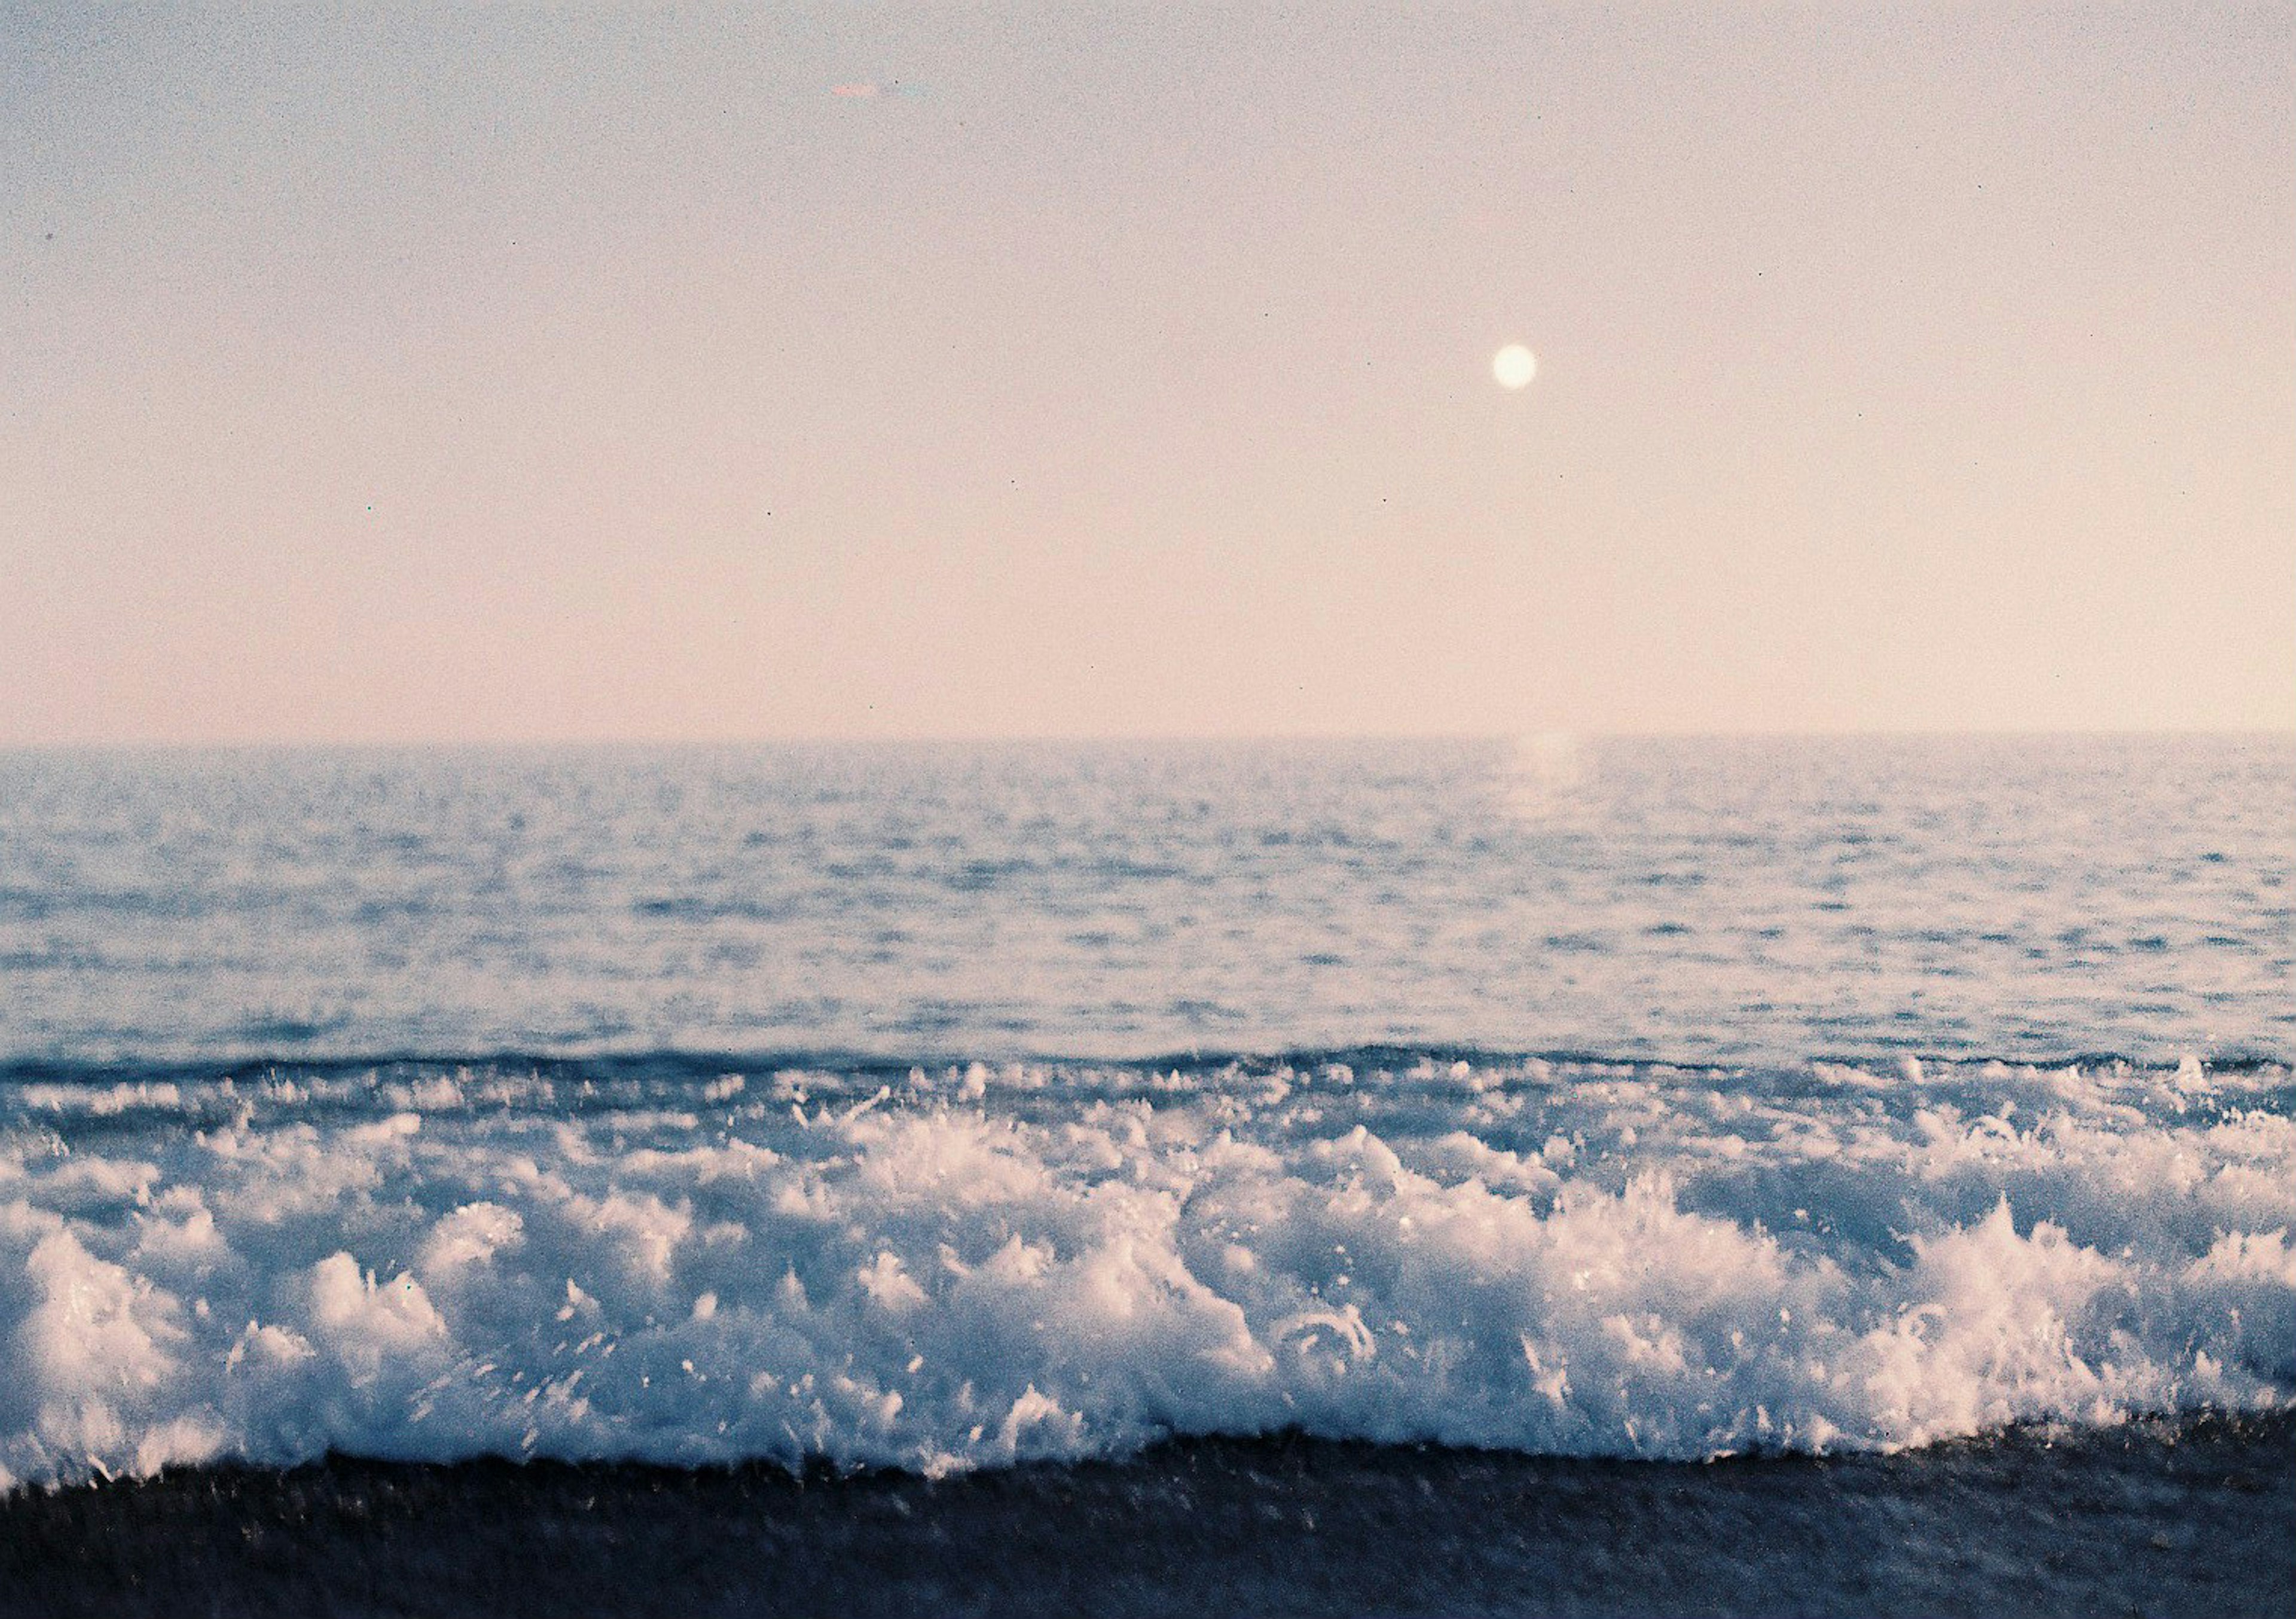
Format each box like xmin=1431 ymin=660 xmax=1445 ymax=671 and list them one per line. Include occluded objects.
xmin=5 ymin=2 xmax=2291 ymax=743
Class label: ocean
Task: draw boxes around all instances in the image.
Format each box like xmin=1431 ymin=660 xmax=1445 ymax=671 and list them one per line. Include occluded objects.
xmin=1 ymin=734 xmax=2289 ymax=1614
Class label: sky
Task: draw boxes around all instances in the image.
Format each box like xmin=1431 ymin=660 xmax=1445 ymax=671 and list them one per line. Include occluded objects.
xmin=4 ymin=2 xmax=2291 ymax=744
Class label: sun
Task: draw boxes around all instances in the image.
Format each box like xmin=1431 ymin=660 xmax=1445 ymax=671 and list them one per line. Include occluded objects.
xmin=1492 ymin=344 xmax=1537 ymax=389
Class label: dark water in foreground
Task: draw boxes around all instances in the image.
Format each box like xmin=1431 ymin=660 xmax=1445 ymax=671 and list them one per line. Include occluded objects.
xmin=4 ymin=1415 xmax=2289 ymax=1618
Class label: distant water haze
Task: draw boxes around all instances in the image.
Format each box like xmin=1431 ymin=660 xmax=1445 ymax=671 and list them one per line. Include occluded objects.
xmin=4 ymin=3 xmax=2290 ymax=744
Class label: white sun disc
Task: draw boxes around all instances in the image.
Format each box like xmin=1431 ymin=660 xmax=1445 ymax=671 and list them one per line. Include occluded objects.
xmin=1492 ymin=344 xmax=1537 ymax=389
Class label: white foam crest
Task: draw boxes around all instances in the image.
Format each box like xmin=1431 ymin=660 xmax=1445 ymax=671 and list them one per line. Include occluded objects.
xmin=1 ymin=1062 xmax=2291 ymax=1491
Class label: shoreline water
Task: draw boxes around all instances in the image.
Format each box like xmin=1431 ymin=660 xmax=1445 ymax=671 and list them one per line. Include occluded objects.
xmin=5 ymin=738 xmax=2289 ymax=1609
xmin=4 ymin=1048 xmax=2288 ymax=1490
xmin=4 ymin=1413 xmax=2289 ymax=1618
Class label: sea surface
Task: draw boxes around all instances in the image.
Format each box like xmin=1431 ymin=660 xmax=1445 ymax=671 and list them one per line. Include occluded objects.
xmin=1 ymin=734 xmax=2290 ymax=1611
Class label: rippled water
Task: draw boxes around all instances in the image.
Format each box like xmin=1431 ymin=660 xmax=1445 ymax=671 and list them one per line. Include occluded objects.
xmin=3 ymin=734 xmax=2288 ymax=1065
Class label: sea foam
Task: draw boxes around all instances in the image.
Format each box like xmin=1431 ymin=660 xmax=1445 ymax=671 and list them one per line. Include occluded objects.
xmin=2 ymin=1055 xmax=2289 ymax=1490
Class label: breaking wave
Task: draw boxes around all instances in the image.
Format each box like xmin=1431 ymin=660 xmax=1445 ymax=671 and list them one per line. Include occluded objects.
xmin=4 ymin=1051 xmax=2291 ymax=1490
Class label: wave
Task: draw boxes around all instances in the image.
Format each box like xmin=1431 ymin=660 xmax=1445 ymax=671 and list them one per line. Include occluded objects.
xmin=2 ymin=1052 xmax=2291 ymax=1490
xmin=7 ymin=1039 xmax=2291 ymax=1095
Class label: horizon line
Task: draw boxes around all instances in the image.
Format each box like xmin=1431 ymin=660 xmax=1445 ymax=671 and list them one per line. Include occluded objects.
xmin=5 ymin=723 xmax=2293 ymax=756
